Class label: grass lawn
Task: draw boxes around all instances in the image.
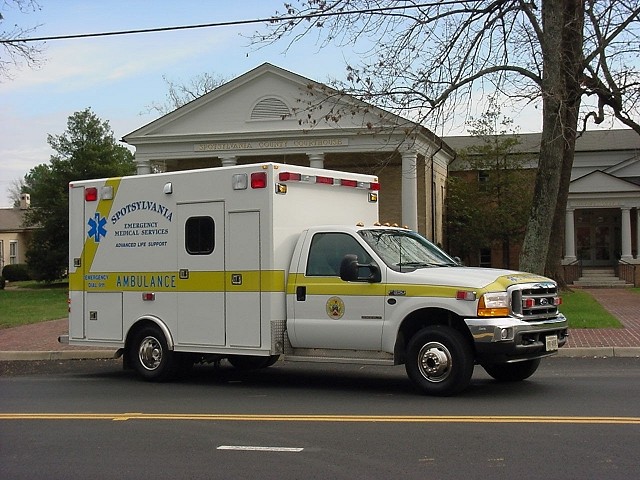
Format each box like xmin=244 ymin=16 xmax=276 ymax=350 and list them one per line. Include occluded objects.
xmin=559 ymin=289 xmax=623 ymax=329
xmin=0 ymin=281 xmax=69 ymax=329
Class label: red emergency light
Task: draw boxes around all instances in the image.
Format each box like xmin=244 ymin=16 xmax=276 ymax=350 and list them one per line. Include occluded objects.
xmin=278 ymin=172 xmax=301 ymax=182
xmin=315 ymin=175 xmax=334 ymax=185
xmin=251 ymin=172 xmax=267 ymax=189
xmin=85 ymin=187 xmax=98 ymax=202
xmin=340 ymin=179 xmax=358 ymax=187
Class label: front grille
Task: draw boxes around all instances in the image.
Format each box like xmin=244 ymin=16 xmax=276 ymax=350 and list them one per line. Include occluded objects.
xmin=510 ymin=283 xmax=560 ymax=321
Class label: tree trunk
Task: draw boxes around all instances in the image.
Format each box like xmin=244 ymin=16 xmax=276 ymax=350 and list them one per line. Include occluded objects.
xmin=520 ymin=0 xmax=584 ymax=277
xmin=519 ymin=0 xmax=566 ymax=274
xmin=545 ymin=0 xmax=585 ymax=286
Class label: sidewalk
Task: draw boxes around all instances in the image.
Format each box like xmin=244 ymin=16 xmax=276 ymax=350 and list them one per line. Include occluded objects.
xmin=1 ymin=288 xmax=639 ymax=361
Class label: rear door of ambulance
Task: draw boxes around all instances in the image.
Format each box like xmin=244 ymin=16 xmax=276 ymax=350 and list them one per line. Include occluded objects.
xmin=69 ymin=180 xmax=123 ymax=343
xmin=68 ymin=183 xmax=86 ymax=340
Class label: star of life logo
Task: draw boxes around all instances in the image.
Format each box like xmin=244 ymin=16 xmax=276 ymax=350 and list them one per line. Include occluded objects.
xmin=88 ymin=213 xmax=108 ymax=242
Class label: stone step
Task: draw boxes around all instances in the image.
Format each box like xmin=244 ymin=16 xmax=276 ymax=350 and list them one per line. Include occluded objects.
xmin=573 ymin=267 xmax=632 ymax=287
xmin=581 ymin=269 xmax=615 ymax=276
xmin=573 ymin=278 xmax=632 ymax=288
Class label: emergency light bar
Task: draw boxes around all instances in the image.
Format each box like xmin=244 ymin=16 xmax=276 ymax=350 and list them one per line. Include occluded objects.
xmin=278 ymin=171 xmax=380 ymax=190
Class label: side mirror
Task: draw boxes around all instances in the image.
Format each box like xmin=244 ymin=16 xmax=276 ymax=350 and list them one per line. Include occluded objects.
xmin=339 ymin=254 xmax=381 ymax=283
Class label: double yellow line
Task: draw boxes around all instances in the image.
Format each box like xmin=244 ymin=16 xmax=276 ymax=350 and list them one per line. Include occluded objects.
xmin=1 ymin=413 xmax=639 ymax=424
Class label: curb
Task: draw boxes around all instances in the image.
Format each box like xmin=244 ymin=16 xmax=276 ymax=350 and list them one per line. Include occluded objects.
xmin=0 ymin=348 xmax=638 ymax=362
xmin=553 ymin=347 xmax=640 ymax=358
xmin=0 ymin=350 xmax=119 ymax=361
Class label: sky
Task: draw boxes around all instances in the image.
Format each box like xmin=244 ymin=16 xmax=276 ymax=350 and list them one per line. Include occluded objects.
xmin=0 ymin=0 xmax=562 ymax=207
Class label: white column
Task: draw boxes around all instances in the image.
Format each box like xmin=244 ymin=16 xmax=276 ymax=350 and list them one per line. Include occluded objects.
xmin=308 ymin=153 xmax=324 ymax=169
xmin=621 ymin=207 xmax=633 ymax=261
xmin=564 ymin=208 xmax=576 ymax=263
xmin=220 ymin=155 xmax=237 ymax=167
xmin=401 ymin=151 xmax=418 ymax=231
xmin=136 ymin=158 xmax=151 ymax=175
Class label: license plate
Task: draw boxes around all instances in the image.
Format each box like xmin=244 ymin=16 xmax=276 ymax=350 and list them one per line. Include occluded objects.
xmin=545 ymin=335 xmax=558 ymax=351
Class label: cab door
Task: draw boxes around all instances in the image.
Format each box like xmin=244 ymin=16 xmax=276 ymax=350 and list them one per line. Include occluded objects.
xmin=289 ymin=232 xmax=386 ymax=350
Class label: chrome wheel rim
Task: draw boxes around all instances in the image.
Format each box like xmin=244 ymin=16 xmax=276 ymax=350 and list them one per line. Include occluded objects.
xmin=417 ymin=341 xmax=452 ymax=383
xmin=138 ymin=336 xmax=162 ymax=371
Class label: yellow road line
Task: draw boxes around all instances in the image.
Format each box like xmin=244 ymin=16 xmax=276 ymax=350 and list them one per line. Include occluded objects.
xmin=0 ymin=413 xmax=639 ymax=424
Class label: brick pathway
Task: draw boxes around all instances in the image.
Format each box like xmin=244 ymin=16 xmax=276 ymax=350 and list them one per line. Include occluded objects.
xmin=0 ymin=318 xmax=105 ymax=351
xmin=565 ymin=289 xmax=640 ymax=348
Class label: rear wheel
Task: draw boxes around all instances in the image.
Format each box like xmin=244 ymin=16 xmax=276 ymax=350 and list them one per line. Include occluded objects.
xmin=128 ymin=325 xmax=177 ymax=381
xmin=405 ymin=326 xmax=474 ymax=396
xmin=482 ymin=358 xmax=541 ymax=382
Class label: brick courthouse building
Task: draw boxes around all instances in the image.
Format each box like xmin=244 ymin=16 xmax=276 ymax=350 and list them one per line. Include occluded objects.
xmin=446 ymin=130 xmax=640 ymax=286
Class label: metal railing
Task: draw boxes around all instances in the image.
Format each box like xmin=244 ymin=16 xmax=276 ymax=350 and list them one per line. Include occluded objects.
xmin=615 ymin=260 xmax=638 ymax=287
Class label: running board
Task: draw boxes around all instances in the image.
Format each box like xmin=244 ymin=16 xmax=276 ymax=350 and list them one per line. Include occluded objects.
xmin=284 ymin=348 xmax=394 ymax=365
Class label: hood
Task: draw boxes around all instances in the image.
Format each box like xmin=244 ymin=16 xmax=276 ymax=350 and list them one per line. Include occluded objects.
xmin=395 ymin=266 xmax=554 ymax=291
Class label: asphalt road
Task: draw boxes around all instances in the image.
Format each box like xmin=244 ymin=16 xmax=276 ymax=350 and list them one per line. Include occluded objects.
xmin=1 ymin=357 xmax=639 ymax=479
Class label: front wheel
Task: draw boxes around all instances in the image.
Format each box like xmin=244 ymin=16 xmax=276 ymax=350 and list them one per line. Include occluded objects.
xmin=128 ymin=325 xmax=177 ymax=381
xmin=482 ymin=358 xmax=541 ymax=382
xmin=405 ymin=326 xmax=474 ymax=396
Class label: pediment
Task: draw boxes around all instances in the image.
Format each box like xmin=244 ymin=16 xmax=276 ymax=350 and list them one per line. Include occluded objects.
xmin=570 ymin=170 xmax=640 ymax=194
xmin=124 ymin=63 xmax=410 ymax=143
xmin=604 ymin=155 xmax=640 ymax=177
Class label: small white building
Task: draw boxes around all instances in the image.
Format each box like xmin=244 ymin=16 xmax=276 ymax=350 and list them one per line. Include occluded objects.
xmin=0 ymin=194 xmax=34 ymax=271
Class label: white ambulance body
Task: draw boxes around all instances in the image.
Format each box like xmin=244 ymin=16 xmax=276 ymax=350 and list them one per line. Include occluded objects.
xmin=66 ymin=162 xmax=568 ymax=396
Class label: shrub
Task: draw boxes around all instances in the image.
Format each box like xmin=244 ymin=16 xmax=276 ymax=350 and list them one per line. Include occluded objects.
xmin=2 ymin=264 xmax=31 ymax=282
xmin=0 ymin=276 xmax=5 ymax=289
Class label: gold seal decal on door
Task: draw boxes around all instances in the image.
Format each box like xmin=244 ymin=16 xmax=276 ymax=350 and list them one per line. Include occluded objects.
xmin=326 ymin=296 xmax=345 ymax=319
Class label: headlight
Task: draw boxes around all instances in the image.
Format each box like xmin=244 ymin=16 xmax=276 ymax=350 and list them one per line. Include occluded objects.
xmin=478 ymin=292 xmax=510 ymax=317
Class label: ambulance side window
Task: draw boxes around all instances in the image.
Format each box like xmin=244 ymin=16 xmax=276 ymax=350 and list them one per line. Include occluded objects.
xmin=185 ymin=216 xmax=215 ymax=255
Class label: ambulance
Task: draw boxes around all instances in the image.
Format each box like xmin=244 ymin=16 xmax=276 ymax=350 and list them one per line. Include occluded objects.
xmin=63 ymin=162 xmax=568 ymax=395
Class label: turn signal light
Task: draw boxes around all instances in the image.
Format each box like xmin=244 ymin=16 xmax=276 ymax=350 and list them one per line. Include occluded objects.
xmin=477 ymin=292 xmax=510 ymax=317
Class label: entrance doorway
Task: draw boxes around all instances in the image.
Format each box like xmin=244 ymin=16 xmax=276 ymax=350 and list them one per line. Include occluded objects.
xmin=575 ymin=209 xmax=621 ymax=266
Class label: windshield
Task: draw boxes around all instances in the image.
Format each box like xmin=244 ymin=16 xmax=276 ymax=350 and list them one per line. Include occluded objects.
xmin=358 ymin=229 xmax=458 ymax=271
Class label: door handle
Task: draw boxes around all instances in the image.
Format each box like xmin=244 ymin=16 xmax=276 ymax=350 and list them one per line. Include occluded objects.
xmin=296 ymin=286 xmax=306 ymax=301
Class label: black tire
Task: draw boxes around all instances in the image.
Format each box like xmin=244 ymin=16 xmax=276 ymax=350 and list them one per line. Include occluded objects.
xmin=128 ymin=325 xmax=177 ymax=382
xmin=405 ymin=326 xmax=474 ymax=396
xmin=482 ymin=358 xmax=541 ymax=382
xmin=228 ymin=355 xmax=280 ymax=370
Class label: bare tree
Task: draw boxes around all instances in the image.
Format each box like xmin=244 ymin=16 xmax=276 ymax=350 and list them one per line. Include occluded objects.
xmin=143 ymin=72 xmax=229 ymax=115
xmin=7 ymin=177 xmax=25 ymax=207
xmin=0 ymin=0 xmax=42 ymax=79
xmin=252 ymin=0 xmax=640 ymax=278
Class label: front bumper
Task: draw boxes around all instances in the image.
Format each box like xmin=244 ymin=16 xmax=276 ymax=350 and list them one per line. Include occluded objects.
xmin=465 ymin=314 xmax=569 ymax=363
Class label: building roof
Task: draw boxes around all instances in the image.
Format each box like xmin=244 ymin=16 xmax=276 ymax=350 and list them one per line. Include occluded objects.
xmin=0 ymin=208 xmax=31 ymax=233
xmin=443 ymin=129 xmax=640 ymax=154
